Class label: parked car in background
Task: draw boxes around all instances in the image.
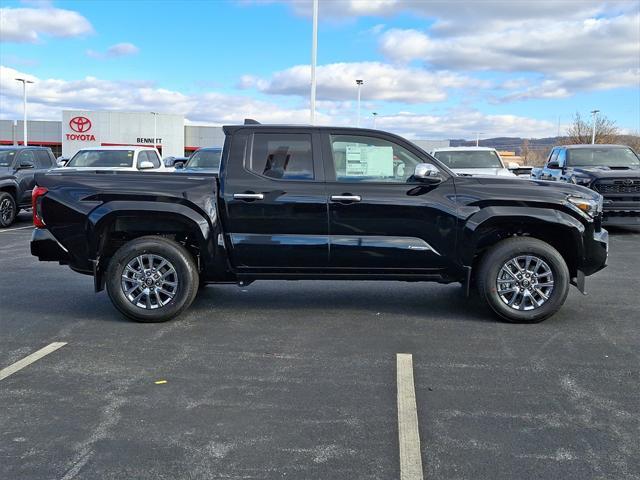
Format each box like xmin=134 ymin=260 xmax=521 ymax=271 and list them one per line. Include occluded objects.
xmin=32 ymin=123 xmax=608 ymax=324
xmin=0 ymin=146 xmax=56 ymax=227
xmin=530 ymin=144 xmax=640 ymax=226
xmin=163 ymin=156 xmax=189 ymax=168
xmin=178 ymin=147 xmax=223 ymax=173
xmin=61 ymin=147 xmax=170 ymax=172
xmin=430 ymin=147 xmax=518 ymax=177
xmin=56 ymin=155 xmax=69 ymax=167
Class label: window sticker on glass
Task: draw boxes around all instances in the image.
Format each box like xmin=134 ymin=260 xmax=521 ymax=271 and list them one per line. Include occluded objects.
xmin=345 ymin=145 xmax=393 ymax=177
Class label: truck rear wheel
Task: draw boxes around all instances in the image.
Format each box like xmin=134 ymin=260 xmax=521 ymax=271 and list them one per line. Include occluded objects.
xmin=477 ymin=237 xmax=570 ymax=323
xmin=0 ymin=192 xmax=17 ymax=227
xmin=106 ymin=236 xmax=199 ymax=322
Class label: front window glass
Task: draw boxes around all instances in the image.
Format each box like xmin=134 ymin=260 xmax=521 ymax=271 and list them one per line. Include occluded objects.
xmin=433 ymin=150 xmax=503 ymax=169
xmin=67 ymin=150 xmax=134 ymax=168
xmin=567 ymin=148 xmax=640 ymax=167
xmin=188 ymin=149 xmax=222 ymax=169
xmin=0 ymin=150 xmax=17 ymax=167
xmin=331 ymin=134 xmax=423 ymax=183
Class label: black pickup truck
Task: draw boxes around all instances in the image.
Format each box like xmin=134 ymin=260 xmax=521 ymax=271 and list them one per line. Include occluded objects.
xmin=0 ymin=146 xmax=57 ymax=227
xmin=31 ymin=124 xmax=608 ymax=323
xmin=530 ymin=144 xmax=640 ymax=226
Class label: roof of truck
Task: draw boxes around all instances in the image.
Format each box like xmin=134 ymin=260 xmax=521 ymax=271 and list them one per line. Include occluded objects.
xmin=430 ymin=147 xmax=498 ymax=153
xmin=560 ymin=144 xmax=630 ymax=149
xmin=75 ymin=146 xmax=159 ymax=152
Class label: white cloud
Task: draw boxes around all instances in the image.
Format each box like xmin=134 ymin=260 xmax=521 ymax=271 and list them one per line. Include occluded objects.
xmin=0 ymin=65 xmax=558 ymax=140
xmin=0 ymin=6 xmax=93 ymax=43
xmin=238 ymin=61 xmax=489 ymax=104
xmin=86 ymin=42 xmax=140 ymax=59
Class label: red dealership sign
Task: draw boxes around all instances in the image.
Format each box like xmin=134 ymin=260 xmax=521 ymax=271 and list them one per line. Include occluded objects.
xmin=66 ymin=116 xmax=95 ymax=141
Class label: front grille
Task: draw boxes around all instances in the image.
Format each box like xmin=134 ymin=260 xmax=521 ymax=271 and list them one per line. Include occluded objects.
xmin=593 ymin=179 xmax=640 ymax=194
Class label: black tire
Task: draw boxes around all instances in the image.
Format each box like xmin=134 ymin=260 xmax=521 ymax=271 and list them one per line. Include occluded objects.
xmin=477 ymin=237 xmax=570 ymax=323
xmin=106 ymin=236 xmax=199 ymax=322
xmin=0 ymin=192 xmax=17 ymax=228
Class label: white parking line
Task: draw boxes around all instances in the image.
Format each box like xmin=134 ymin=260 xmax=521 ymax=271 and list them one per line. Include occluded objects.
xmin=0 ymin=225 xmax=34 ymax=233
xmin=397 ymin=353 xmax=424 ymax=480
xmin=0 ymin=342 xmax=67 ymax=381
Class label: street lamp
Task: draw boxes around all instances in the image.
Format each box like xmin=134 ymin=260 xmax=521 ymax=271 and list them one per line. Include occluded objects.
xmin=372 ymin=112 xmax=378 ymax=129
xmin=475 ymin=132 xmax=484 ymax=147
xmin=590 ymin=109 xmax=600 ymax=144
xmin=150 ymin=112 xmax=159 ymax=150
xmin=310 ymin=0 xmax=318 ymax=124
xmin=15 ymin=78 xmax=34 ymax=146
xmin=356 ymin=79 xmax=363 ymax=127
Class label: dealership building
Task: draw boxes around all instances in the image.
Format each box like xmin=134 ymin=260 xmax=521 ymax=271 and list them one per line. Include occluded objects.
xmin=0 ymin=110 xmax=448 ymax=158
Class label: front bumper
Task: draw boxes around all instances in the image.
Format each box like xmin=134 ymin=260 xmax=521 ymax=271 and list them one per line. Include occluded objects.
xmin=31 ymin=228 xmax=69 ymax=263
xmin=581 ymin=228 xmax=608 ymax=277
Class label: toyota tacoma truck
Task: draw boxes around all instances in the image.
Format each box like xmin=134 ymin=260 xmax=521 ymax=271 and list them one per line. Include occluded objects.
xmin=31 ymin=123 xmax=608 ymax=324
xmin=530 ymin=144 xmax=640 ymax=226
xmin=0 ymin=146 xmax=57 ymax=227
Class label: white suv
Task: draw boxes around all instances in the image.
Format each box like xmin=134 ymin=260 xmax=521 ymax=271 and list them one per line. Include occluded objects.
xmin=62 ymin=147 xmax=172 ymax=172
xmin=430 ymin=147 xmax=517 ymax=177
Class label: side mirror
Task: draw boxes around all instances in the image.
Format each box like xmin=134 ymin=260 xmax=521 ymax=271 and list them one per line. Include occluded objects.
xmin=174 ymin=161 xmax=186 ymax=169
xmin=139 ymin=160 xmax=155 ymax=170
xmin=57 ymin=159 xmax=69 ymax=167
xmin=17 ymin=160 xmax=34 ymax=170
xmin=508 ymin=162 xmax=519 ymax=170
xmin=413 ymin=163 xmax=442 ymax=184
xmin=547 ymin=161 xmax=560 ymax=169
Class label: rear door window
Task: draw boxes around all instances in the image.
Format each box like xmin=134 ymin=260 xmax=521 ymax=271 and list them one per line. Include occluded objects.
xmin=247 ymin=133 xmax=314 ymax=180
xmin=34 ymin=150 xmax=52 ymax=168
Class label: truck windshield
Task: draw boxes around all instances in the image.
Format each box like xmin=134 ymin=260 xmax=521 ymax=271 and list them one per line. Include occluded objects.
xmin=433 ymin=150 xmax=503 ymax=169
xmin=0 ymin=150 xmax=17 ymax=167
xmin=188 ymin=149 xmax=221 ymax=169
xmin=67 ymin=150 xmax=135 ymax=168
xmin=567 ymin=148 xmax=640 ymax=167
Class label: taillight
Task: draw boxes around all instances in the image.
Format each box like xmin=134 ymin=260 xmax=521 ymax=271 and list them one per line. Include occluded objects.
xmin=32 ymin=186 xmax=48 ymax=228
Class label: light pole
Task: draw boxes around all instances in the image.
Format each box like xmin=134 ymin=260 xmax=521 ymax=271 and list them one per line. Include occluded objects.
xmin=475 ymin=132 xmax=484 ymax=147
xmin=590 ymin=109 xmax=600 ymax=144
xmin=151 ymin=112 xmax=159 ymax=150
xmin=356 ymin=79 xmax=363 ymax=127
xmin=15 ymin=78 xmax=34 ymax=146
xmin=310 ymin=0 xmax=318 ymax=124
xmin=372 ymin=112 xmax=378 ymax=129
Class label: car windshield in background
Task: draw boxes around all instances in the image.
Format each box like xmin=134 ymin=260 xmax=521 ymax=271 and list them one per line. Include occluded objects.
xmin=0 ymin=150 xmax=17 ymax=167
xmin=67 ymin=150 xmax=134 ymax=168
xmin=188 ymin=149 xmax=222 ymax=169
xmin=433 ymin=150 xmax=503 ymax=169
xmin=567 ymin=148 xmax=640 ymax=167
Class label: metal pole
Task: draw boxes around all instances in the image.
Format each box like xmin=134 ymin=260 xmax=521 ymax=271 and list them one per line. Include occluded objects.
xmin=310 ymin=0 xmax=318 ymax=124
xmin=476 ymin=132 xmax=480 ymax=147
xmin=590 ymin=110 xmax=599 ymax=144
xmin=356 ymin=79 xmax=363 ymax=127
xmin=151 ymin=112 xmax=159 ymax=150
xmin=15 ymin=78 xmax=33 ymax=146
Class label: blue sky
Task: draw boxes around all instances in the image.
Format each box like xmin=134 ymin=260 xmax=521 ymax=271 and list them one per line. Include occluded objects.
xmin=1 ymin=0 xmax=639 ymax=139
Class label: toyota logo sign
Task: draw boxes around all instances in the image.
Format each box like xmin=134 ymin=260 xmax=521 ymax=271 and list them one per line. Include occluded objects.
xmin=69 ymin=116 xmax=92 ymax=133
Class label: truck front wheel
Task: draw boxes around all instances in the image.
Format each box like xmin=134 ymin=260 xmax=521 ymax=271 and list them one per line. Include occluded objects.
xmin=477 ymin=237 xmax=570 ymax=323
xmin=106 ymin=236 xmax=199 ymax=322
xmin=0 ymin=192 xmax=17 ymax=227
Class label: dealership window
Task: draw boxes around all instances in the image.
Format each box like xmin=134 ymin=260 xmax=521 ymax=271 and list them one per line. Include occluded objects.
xmin=247 ymin=133 xmax=314 ymax=180
xmin=330 ymin=134 xmax=423 ymax=183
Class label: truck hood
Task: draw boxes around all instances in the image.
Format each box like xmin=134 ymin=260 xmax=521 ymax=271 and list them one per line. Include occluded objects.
xmin=569 ymin=166 xmax=640 ymax=179
xmin=452 ymin=167 xmax=517 ymax=177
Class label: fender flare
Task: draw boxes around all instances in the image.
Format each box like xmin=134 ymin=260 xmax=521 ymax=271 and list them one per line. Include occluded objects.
xmin=459 ymin=206 xmax=586 ymax=267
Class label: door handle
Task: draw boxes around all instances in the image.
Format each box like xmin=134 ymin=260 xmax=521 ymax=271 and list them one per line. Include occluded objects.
xmin=233 ymin=193 xmax=264 ymax=200
xmin=330 ymin=195 xmax=361 ymax=202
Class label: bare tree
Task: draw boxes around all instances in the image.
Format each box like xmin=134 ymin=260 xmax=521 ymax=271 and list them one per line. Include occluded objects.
xmin=521 ymin=138 xmax=530 ymax=163
xmin=564 ymin=112 xmax=619 ymax=144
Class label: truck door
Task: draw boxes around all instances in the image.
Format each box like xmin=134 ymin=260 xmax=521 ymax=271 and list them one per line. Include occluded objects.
xmin=220 ymin=129 xmax=328 ymax=269
xmin=322 ymin=131 xmax=458 ymax=272
xmin=13 ymin=149 xmax=41 ymax=206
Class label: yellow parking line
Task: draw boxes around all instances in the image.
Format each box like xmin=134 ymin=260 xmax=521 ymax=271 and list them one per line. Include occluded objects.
xmin=0 ymin=342 xmax=67 ymax=381
xmin=397 ymin=353 xmax=424 ymax=480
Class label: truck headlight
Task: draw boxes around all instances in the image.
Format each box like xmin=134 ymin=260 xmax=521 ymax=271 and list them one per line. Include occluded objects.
xmin=567 ymin=195 xmax=602 ymax=219
xmin=570 ymin=175 xmax=592 ymax=186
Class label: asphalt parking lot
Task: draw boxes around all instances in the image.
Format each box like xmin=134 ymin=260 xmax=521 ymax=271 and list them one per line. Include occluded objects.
xmin=1 ymin=211 xmax=639 ymax=480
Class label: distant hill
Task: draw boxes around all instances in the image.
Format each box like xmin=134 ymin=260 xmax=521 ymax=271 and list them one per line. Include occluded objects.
xmin=450 ymin=137 xmax=562 ymax=154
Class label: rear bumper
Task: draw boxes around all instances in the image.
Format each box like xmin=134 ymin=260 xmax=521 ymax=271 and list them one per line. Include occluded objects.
xmin=30 ymin=228 xmax=69 ymax=263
